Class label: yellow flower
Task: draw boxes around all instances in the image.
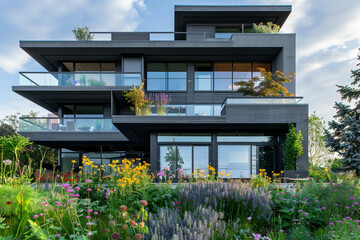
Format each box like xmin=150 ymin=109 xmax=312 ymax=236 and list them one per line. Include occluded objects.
xmin=324 ymin=169 xmax=328 ymax=172
xmin=71 ymin=160 xmax=76 ymax=164
xmin=79 ymin=166 xmax=82 ymax=169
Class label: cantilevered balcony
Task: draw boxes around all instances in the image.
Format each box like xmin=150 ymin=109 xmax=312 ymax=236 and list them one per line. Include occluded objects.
xmin=19 ymin=72 xmax=142 ymax=87
xmin=19 ymin=117 xmax=128 ymax=149
xmin=112 ymin=97 xmax=307 ymax=143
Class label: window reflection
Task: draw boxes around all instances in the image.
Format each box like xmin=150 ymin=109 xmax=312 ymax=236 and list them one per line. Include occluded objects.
xmin=218 ymin=145 xmax=251 ymax=178
xmin=147 ymin=63 xmax=187 ymax=91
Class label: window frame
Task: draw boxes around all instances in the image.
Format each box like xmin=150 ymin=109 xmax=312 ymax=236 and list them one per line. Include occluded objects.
xmin=146 ymin=63 xmax=187 ymax=92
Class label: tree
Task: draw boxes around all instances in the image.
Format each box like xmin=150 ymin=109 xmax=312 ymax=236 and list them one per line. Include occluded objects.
xmin=164 ymin=146 xmax=184 ymax=174
xmin=72 ymin=26 xmax=93 ymax=41
xmin=235 ymin=68 xmax=295 ymax=97
xmin=0 ymin=113 xmax=20 ymax=135
xmin=282 ymin=124 xmax=304 ymax=170
xmin=325 ymin=51 xmax=360 ymax=171
xmin=308 ymin=112 xmax=334 ymax=167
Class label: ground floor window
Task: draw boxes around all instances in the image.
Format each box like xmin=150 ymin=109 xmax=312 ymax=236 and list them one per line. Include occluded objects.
xmin=160 ymin=145 xmax=209 ymax=177
xmin=218 ymin=145 xmax=251 ymax=178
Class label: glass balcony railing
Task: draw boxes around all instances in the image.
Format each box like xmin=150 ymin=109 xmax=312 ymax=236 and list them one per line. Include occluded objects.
xmin=138 ymin=105 xmax=222 ymax=116
xmin=19 ymin=117 xmax=118 ymax=132
xmin=222 ymin=97 xmax=303 ymax=108
xmin=19 ymin=72 xmax=142 ymax=87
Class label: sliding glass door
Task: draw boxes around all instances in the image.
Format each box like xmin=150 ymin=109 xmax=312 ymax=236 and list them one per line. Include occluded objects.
xmin=160 ymin=145 xmax=209 ymax=177
xmin=218 ymin=145 xmax=251 ymax=178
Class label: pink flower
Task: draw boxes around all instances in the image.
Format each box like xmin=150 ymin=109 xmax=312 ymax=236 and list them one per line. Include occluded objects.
xmin=330 ymin=222 xmax=334 ymax=225
xmin=75 ymin=187 xmax=80 ymax=190
xmin=56 ymin=234 xmax=60 ymax=238
xmin=247 ymin=217 xmax=252 ymax=221
xmin=94 ymin=212 xmax=98 ymax=215
xmin=87 ymin=232 xmax=92 ymax=236
xmin=87 ymin=188 xmax=92 ymax=192
xmin=33 ymin=215 xmax=39 ymax=219
xmin=87 ymin=209 xmax=93 ymax=213
xmin=86 ymin=216 xmax=91 ymax=219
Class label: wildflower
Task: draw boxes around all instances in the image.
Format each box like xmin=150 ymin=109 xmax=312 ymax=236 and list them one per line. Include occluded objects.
xmin=85 ymin=179 xmax=92 ymax=183
xmin=87 ymin=188 xmax=92 ymax=192
xmin=321 ymin=207 xmax=326 ymax=210
xmin=75 ymin=187 xmax=80 ymax=190
xmin=122 ymin=224 xmax=128 ymax=230
xmin=6 ymin=201 xmax=11 ymax=205
xmin=120 ymin=205 xmax=127 ymax=212
xmin=112 ymin=232 xmax=120 ymax=240
xmin=86 ymin=222 xmax=91 ymax=226
xmin=71 ymin=160 xmax=76 ymax=164
xmin=139 ymin=222 xmax=145 ymax=228
xmin=3 ymin=160 xmax=12 ymax=165
xmin=94 ymin=212 xmax=98 ymax=215
xmin=247 ymin=217 xmax=252 ymax=221
xmin=87 ymin=232 xmax=92 ymax=236
xmin=140 ymin=200 xmax=148 ymax=206
xmin=87 ymin=209 xmax=93 ymax=213
xmin=33 ymin=215 xmax=39 ymax=219
xmin=86 ymin=216 xmax=91 ymax=219
xmin=130 ymin=220 xmax=136 ymax=226
xmin=56 ymin=234 xmax=60 ymax=238
xmin=103 ymin=228 xmax=110 ymax=234
xmin=135 ymin=233 xmax=143 ymax=240
xmin=329 ymin=222 xmax=335 ymax=225
xmin=324 ymin=169 xmax=328 ymax=172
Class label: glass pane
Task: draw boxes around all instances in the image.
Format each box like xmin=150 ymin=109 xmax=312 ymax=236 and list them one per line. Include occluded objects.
xmin=101 ymin=63 xmax=116 ymax=71
xmin=217 ymin=135 xmax=272 ymax=142
xmin=168 ymin=72 xmax=187 ymax=78
xmin=76 ymin=105 xmax=104 ymax=115
xmin=194 ymin=146 xmax=209 ymax=176
xmin=147 ymin=78 xmax=166 ymax=91
xmin=253 ymin=62 xmax=271 ymax=77
xmin=194 ymin=105 xmax=213 ymax=116
xmin=214 ymin=78 xmax=232 ymax=91
xmin=177 ymin=146 xmax=192 ymax=176
xmin=168 ymin=63 xmax=187 ymax=72
xmin=195 ymin=72 xmax=212 ymax=91
xmin=233 ymin=62 xmax=252 ymax=79
xmin=147 ymin=63 xmax=166 ymax=78
xmin=214 ymin=62 xmax=232 ymax=78
xmin=259 ymin=146 xmax=275 ymax=175
xmin=160 ymin=146 xmax=176 ymax=175
xmin=168 ymin=78 xmax=186 ymax=91
xmin=158 ymin=134 xmax=211 ymax=142
xmin=75 ymin=63 xmax=101 ymax=72
xmin=215 ymin=27 xmax=241 ymax=33
xmin=195 ymin=63 xmax=213 ymax=72
xmin=62 ymin=62 xmax=74 ymax=72
xmin=218 ymin=145 xmax=251 ymax=178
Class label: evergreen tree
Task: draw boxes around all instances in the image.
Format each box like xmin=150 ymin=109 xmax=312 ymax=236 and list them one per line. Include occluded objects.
xmin=325 ymin=51 xmax=360 ymax=170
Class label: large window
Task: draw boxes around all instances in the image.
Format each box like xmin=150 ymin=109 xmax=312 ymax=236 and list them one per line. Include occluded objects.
xmin=218 ymin=145 xmax=251 ymax=178
xmin=195 ymin=62 xmax=271 ymax=91
xmin=160 ymin=145 xmax=209 ymax=177
xmin=158 ymin=133 xmax=211 ymax=143
xmin=62 ymin=62 xmax=116 ymax=72
xmin=147 ymin=63 xmax=187 ymax=91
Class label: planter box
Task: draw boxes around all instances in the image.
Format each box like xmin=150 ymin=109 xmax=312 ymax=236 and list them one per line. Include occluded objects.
xmin=283 ymin=170 xmax=309 ymax=178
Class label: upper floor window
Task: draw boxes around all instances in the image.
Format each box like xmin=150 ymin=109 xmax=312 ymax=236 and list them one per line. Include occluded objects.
xmin=62 ymin=62 xmax=116 ymax=72
xmin=215 ymin=25 xmax=253 ymax=38
xmin=147 ymin=63 xmax=187 ymax=91
xmin=195 ymin=62 xmax=271 ymax=91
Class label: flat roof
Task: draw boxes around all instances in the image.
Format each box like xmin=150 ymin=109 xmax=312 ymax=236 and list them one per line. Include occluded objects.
xmin=174 ymin=5 xmax=291 ymax=32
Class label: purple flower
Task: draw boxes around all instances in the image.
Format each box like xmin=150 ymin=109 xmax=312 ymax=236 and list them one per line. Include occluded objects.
xmin=321 ymin=207 xmax=326 ymax=210
xmin=56 ymin=234 xmax=60 ymax=238
xmin=94 ymin=212 xmax=98 ymax=215
xmin=338 ymin=221 xmax=343 ymax=223
xmin=33 ymin=215 xmax=39 ymax=219
xmin=87 ymin=188 xmax=92 ymax=192
xmin=87 ymin=232 xmax=92 ymax=236
xmin=354 ymin=202 xmax=359 ymax=205
xmin=247 ymin=217 xmax=252 ymax=221
xmin=330 ymin=222 xmax=334 ymax=225
xmin=87 ymin=209 xmax=93 ymax=213
xmin=86 ymin=179 xmax=92 ymax=183
xmin=75 ymin=187 xmax=80 ymax=191
xmin=86 ymin=216 xmax=91 ymax=219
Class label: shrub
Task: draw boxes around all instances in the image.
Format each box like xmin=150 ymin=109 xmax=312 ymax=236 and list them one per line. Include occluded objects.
xmin=72 ymin=26 xmax=93 ymax=41
xmin=251 ymin=22 xmax=280 ymax=33
xmin=282 ymin=124 xmax=304 ymax=170
xmin=177 ymin=181 xmax=272 ymax=230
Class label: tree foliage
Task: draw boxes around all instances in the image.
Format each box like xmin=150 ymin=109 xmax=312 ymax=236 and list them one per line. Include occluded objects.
xmin=325 ymin=51 xmax=360 ymax=170
xmin=124 ymin=83 xmax=150 ymax=115
xmin=164 ymin=146 xmax=184 ymax=174
xmin=251 ymin=22 xmax=280 ymax=33
xmin=308 ymin=112 xmax=334 ymax=167
xmin=282 ymin=124 xmax=304 ymax=170
xmin=72 ymin=26 xmax=93 ymax=41
xmin=235 ymin=68 xmax=295 ymax=97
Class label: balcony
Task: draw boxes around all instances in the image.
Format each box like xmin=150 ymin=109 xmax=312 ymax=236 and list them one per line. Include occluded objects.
xmin=19 ymin=117 xmax=118 ymax=132
xmin=19 ymin=72 xmax=142 ymax=87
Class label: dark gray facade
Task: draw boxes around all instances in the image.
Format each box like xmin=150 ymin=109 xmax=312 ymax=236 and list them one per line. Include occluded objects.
xmin=13 ymin=5 xmax=308 ymax=177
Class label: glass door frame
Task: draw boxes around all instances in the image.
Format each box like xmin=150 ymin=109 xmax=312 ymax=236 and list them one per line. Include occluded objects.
xmin=158 ymin=143 xmax=212 ymax=178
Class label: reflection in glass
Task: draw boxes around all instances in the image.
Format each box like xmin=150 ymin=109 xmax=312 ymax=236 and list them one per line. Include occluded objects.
xmin=158 ymin=134 xmax=211 ymax=143
xmin=168 ymin=78 xmax=186 ymax=91
xmin=194 ymin=146 xmax=209 ymax=175
xmin=147 ymin=78 xmax=166 ymax=91
xmin=195 ymin=72 xmax=212 ymax=91
xmin=178 ymin=146 xmax=192 ymax=176
xmin=218 ymin=145 xmax=251 ymax=178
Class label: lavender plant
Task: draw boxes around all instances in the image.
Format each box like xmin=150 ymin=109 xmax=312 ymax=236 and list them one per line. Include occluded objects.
xmin=146 ymin=206 xmax=231 ymax=240
xmin=177 ymin=181 xmax=272 ymax=230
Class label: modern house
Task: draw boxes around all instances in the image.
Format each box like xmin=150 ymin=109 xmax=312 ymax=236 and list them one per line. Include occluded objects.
xmin=13 ymin=5 xmax=308 ymax=178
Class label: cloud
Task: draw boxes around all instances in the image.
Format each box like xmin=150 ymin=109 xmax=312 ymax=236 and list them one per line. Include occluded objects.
xmin=0 ymin=0 xmax=147 ymax=73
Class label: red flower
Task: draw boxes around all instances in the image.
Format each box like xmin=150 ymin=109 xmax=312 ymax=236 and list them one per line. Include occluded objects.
xmin=6 ymin=201 xmax=11 ymax=205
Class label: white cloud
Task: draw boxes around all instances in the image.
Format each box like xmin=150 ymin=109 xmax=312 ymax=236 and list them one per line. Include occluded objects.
xmin=0 ymin=98 xmax=50 ymax=119
xmin=0 ymin=0 xmax=147 ymax=72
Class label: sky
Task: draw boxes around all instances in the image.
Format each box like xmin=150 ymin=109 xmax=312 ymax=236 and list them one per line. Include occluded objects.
xmin=0 ymin=0 xmax=359 ymax=123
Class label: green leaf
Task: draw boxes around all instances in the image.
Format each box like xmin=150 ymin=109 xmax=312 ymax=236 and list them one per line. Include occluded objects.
xmin=25 ymin=220 xmax=48 ymax=240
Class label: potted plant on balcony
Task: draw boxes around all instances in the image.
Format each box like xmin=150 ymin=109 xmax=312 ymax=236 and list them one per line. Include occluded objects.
xmin=152 ymin=93 xmax=171 ymax=116
xmin=282 ymin=124 xmax=305 ymax=178
xmin=124 ymin=83 xmax=150 ymax=116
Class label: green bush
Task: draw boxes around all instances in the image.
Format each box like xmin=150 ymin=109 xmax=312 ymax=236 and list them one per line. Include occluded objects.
xmin=282 ymin=124 xmax=304 ymax=170
xmin=251 ymin=22 xmax=280 ymax=33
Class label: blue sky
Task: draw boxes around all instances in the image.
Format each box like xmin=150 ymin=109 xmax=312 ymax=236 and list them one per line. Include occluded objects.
xmin=0 ymin=0 xmax=359 ymax=122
